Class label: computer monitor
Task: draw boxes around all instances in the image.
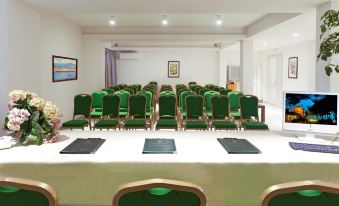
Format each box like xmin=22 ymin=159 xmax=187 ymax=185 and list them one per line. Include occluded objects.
xmin=283 ymin=91 xmax=339 ymax=138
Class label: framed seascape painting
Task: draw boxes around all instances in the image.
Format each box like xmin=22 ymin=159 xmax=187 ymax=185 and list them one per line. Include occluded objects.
xmin=52 ymin=55 xmax=78 ymax=82
xmin=288 ymin=57 xmax=298 ymax=79
xmin=168 ymin=61 xmax=180 ymax=78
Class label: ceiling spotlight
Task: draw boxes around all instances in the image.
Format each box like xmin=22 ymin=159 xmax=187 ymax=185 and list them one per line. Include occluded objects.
xmin=216 ymin=15 xmax=223 ymax=26
xmin=263 ymin=42 xmax=268 ymax=46
xmin=109 ymin=16 xmax=116 ymax=26
xmin=162 ymin=15 xmax=168 ymax=25
xmin=293 ymin=33 xmax=299 ymax=37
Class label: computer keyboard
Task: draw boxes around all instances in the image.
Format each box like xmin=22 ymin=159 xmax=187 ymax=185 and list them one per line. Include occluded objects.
xmin=289 ymin=142 xmax=339 ymax=154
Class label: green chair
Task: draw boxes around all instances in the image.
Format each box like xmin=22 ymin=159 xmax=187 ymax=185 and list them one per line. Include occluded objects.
xmin=211 ymin=96 xmax=237 ymax=130
xmin=94 ymin=95 xmax=120 ymax=130
xmin=124 ymin=95 xmax=147 ymax=130
xmin=198 ymin=88 xmax=210 ymax=97
xmin=114 ymin=90 xmax=130 ymax=119
xmin=112 ymin=179 xmax=206 ymax=206
xmin=188 ymin=81 xmax=197 ymax=86
xmin=118 ymin=84 xmax=128 ymax=90
xmin=179 ymin=91 xmax=195 ymax=122
xmin=203 ymin=91 xmax=219 ymax=113
xmin=156 ymin=95 xmax=178 ymax=130
xmin=125 ymin=87 xmax=135 ymax=95
xmin=138 ymin=91 xmax=154 ymax=129
xmin=228 ymin=91 xmax=244 ymax=120
xmin=62 ymin=94 xmax=92 ymax=130
xmin=160 ymin=91 xmax=175 ymax=96
xmin=184 ymin=95 xmax=208 ymax=130
xmin=90 ymin=91 xmax=108 ymax=123
xmin=103 ymin=88 xmax=114 ymax=94
xmin=261 ymin=181 xmax=339 ymax=206
xmin=0 ymin=177 xmax=57 ymax=206
xmin=239 ymin=95 xmax=269 ymax=130
xmin=219 ymin=89 xmax=232 ymax=96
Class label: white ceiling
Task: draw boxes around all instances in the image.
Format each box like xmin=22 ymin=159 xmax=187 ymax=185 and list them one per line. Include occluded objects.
xmin=23 ymin=0 xmax=327 ymax=13
xmin=22 ymin=0 xmax=324 ymax=48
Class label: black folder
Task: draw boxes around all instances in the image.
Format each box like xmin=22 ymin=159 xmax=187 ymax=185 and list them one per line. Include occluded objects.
xmin=217 ymin=138 xmax=261 ymax=154
xmin=142 ymin=138 xmax=176 ymax=154
xmin=60 ymin=138 xmax=105 ymax=154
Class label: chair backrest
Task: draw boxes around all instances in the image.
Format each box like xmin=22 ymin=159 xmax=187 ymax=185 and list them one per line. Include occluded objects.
xmin=261 ymin=181 xmax=339 ymax=206
xmin=114 ymin=91 xmax=130 ymax=110
xmin=112 ymin=179 xmax=206 ymax=206
xmin=138 ymin=91 xmax=153 ymax=112
xmin=239 ymin=95 xmax=259 ymax=120
xmin=125 ymin=87 xmax=135 ymax=95
xmin=219 ymin=89 xmax=232 ymax=96
xmin=186 ymin=95 xmax=204 ymax=119
xmin=180 ymin=91 xmax=195 ymax=110
xmin=102 ymin=95 xmax=120 ymax=118
xmin=0 ymin=177 xmax=57 ymax=206
xmin=204 ymin=91 xmax=220 ymax=111
xmin=128 ymin=95 xmax=146 ymax=118
xmin=103 ymin=88 xmax=114 ymax=94
xmin=159 ymin=95 xmax=177 ymax=119
xmin=92 ymin=91 xmax=108 ymax=109
xmin=211 ymin=95 xmax=230 ymax=119
xmin=228 ymin=91 xmax=244 ymax=111
xmin=160 ymin=91 xmax=175 ymax=96
xmin=198 ymin=88 xmax=209 ymax=97
xmin=73 ymin=94 xmax=92 ymax=117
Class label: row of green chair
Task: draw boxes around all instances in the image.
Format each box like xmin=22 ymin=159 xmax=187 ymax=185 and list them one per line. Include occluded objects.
xmin=3 ymin=176 xmax=339 ymax=206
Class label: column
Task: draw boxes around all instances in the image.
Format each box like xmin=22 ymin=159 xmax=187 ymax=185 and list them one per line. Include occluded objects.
xmin=315 ymin=2 xmax=331 ymax=92
xmin=240 ymin=40 xmax=254 ymax=94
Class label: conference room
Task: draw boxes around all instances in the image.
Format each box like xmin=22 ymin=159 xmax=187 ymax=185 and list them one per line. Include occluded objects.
xmin=1 ymin=0 xmax=339 ymax=205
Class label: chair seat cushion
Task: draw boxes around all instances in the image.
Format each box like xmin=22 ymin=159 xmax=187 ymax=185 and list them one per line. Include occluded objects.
xmin=119 ymin=111 xmax=128 ymax=117
xmin=230 ymin=112 xmax=241 ymax=119
xmin=206 ymin=111 xmax=212 ymax=119
xmin=156 ymin=119 xmax=178 ymax=128
xmin=185 ymin=121 xmax=207 ymax=129
xmin=62 ymin=120 xmax=88 ymax=128
xmin=125 ymin=120 xmax=147 ymax=128
xmin=212 ymin=121 xmax=237 ymax=129
xmin=180 ymin=112 xmax=186 ymax=119
xmin=159 ymin=115 xmax=176 ymax=120
xmin=93 ymin=108 xmax=102 ymax=112
xmin=95 ymin=120 xmax=119 ymax=128
xmin=90 ymin=111 xmax=102 ymax=118
xmin=242 ymin=121 xmax=269 ymax=130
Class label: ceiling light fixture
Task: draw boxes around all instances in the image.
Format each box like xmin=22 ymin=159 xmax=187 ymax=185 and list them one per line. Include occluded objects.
xmin=162 ymin=15 xmax=168 ymax=26
xmin=109 ymin=16 xmax=116 ymax=26
xmin=293 ymin=33 xmax=299 ymax=37
xmin=216 ymin=15 xmax=223 ymax=26
xmin=263 ymin=42 xmax=268 ymax=46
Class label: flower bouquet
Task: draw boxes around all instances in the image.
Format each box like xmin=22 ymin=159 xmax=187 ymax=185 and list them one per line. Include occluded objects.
xmin=4 ymin=90 xmax=61 ymax=145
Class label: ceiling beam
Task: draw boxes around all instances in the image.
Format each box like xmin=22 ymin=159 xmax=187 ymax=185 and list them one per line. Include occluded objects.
xmin=246 ymin=13 xmax=300 ymax=37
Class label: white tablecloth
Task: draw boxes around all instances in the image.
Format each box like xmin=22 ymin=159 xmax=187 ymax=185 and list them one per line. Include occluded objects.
xmin=1 ymin=130 xmax=339 ymax=206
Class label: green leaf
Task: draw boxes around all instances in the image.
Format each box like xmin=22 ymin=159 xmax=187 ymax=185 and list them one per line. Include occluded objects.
xmin=336 ymin=65 xmax=339 ymax=73
xmin=36 ymin=134 xmax=43 ymax=146
xmin=325 ymin=65 xmax=333 ymax=76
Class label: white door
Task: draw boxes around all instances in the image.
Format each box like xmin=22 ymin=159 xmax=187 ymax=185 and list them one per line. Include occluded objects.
xmin=267 ymin=54 xmax=282 ymax=106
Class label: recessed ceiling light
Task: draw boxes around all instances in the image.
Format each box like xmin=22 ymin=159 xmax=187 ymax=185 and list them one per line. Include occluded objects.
xmin=162 ymin=15 xmax=168 ymax=26
xmin=293 ymin=33 xmax=299 ymax=37
xmin=216 ymin=15 xmax=223 ymax=26
xmin=263 ymin=42 xmax=268 ymax=46
xmin=109 ymin=16 xmax=116 ymax=26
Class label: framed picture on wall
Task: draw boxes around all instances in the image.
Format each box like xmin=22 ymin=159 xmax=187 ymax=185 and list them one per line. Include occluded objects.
xmin=168 ymin=61 xmax=180 ymax=78
xmin=52 ymin=55 xmax=78 ymax=82
xmin=288 ymin=57 xmax=298 ymax=79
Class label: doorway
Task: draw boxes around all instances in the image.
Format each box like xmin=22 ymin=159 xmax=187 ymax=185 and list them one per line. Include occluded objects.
xmin=267 ymin=54 xmax=282 ymax=106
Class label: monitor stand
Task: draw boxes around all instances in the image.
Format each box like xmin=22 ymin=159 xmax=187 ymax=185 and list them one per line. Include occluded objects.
xmin=296 ymin=133 xmax=335 ymax=145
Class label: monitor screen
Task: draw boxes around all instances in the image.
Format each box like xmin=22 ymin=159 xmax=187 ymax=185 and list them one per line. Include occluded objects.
xmin=283 ymin=92 xmax=339 ymax=134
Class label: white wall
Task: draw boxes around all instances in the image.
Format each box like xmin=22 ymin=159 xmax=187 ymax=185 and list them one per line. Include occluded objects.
xmin=2 ymin=0 xmax=83 ymax=121
xmin=256 ymin=40 xmax=316 ymax=103
xmin=219 ymin=50 xmax=240 ymax=88
xmin=40 ymin=10 xmax=83 ymax=120
xmin=115 ymin=48 xmax=219 ymax=86
xmin=0 ymin=0 xmax=7 ymax=122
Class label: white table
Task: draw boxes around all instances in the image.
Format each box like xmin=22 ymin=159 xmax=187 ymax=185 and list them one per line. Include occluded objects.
xmin=1 ymin=130 xmax=339 ymax=206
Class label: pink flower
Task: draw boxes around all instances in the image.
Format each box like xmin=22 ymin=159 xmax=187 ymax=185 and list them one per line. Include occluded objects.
xmin=7 ymin=100 xmax=15 ymax=110
xmin=53 ymin=118 xmax=62 ymax=130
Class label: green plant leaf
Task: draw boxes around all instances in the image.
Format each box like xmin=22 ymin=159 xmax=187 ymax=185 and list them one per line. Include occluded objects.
xmin=336 ymin=65 xmax=339 ymax=73
xmin=36 ymin=134 xmax=43 ymax=146
xmin=325 ymin=65 xmax=333 ymax=76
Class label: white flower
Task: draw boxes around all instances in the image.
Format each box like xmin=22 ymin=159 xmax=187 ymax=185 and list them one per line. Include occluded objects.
xmin=29 ymin=97 xmax=45 ymax=110
xmin=9 ymin=90 xmax=26 ymax=101
xmin=44 ymin=101 xmax=59 ymax=120
xmin=7 ymin=122 xmax=20 ymax=131
xmin=25 ymin=91 xmax=38 ymax=98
